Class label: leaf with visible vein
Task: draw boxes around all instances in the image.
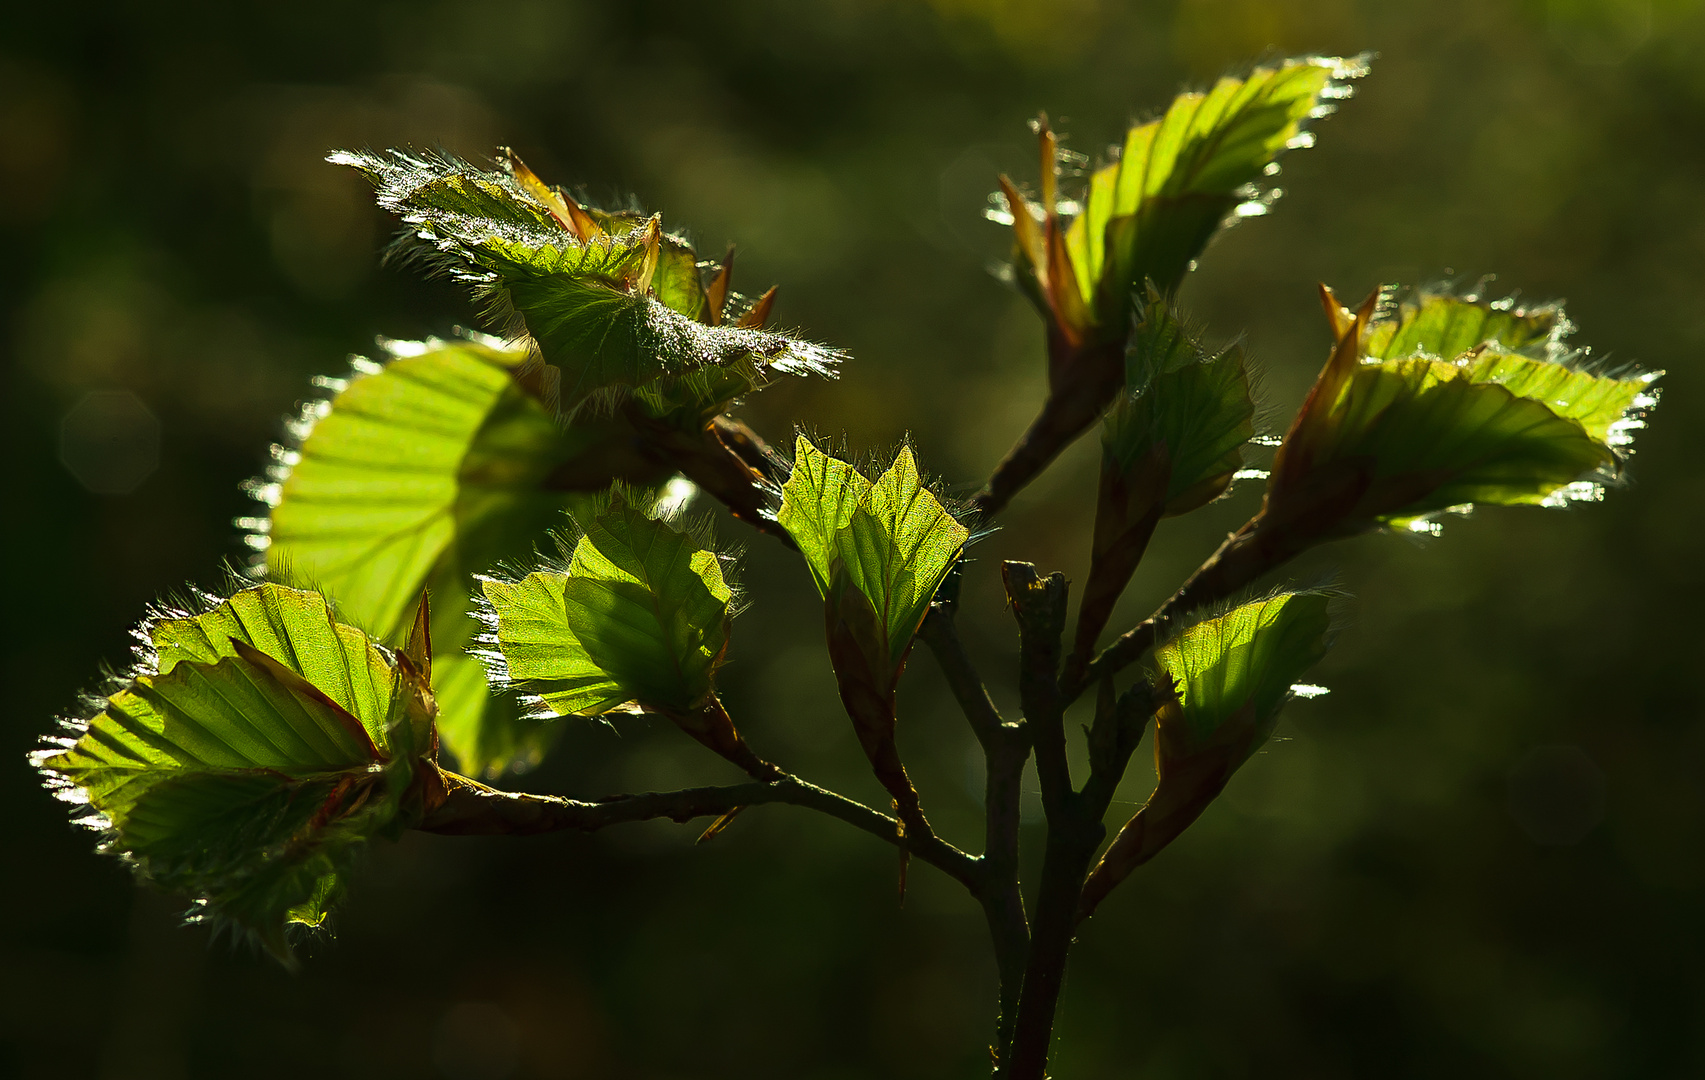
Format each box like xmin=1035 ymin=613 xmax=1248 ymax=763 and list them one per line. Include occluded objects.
xmin=33 ymin=583 xmax=439 ymax=957
xmin=335 ymin=148 xmax=839 ymax=412
xmin=1062 ymin=56 xmax=1366 ymax=325
xmin=777 ymin=437 xmax=969 ymax=670
xmin=256 ymin=337 xmax=620 ymax=774
xmin=479 ymin=492 xmax=735 ymax=717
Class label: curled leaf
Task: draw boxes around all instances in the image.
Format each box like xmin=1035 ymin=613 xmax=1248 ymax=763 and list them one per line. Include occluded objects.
xmin=335 ymin=148 xmax=839 ymax=414
xmin=1080 ymin=593 xmax=1330 ymax=916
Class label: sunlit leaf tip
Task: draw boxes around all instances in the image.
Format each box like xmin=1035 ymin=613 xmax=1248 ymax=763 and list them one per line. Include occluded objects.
xmin=32 ymin=583 xmax=446 ymax=960
xmin=474 ymin=488 xmax=737 ymax=721
xmin=995 ymin=54 xmax=1370 ymax=342
xmin=1264 ymin=282 xmax=1656 ymax=538
xmin=1154 ymin=591 xmax=1333 ymax=753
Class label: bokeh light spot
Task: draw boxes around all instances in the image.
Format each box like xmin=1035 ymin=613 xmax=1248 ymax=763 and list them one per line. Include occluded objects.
xmin=58 ymin=390 xmax=161 ymax=495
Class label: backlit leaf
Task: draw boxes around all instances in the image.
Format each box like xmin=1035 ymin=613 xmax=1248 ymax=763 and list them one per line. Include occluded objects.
xmin=1155 ymin=592 xmax=1332 ymax=751
xmin=478 ymin=491 xmax=734 ymax=717
xmin=778 ymin=438 xmax=969 ymax=667
xmin=1105 ymin=300 xmax=1255 ymax=515
xmin=33 ymin=583 xmax=441 ymax=957
xmin=335 ymin=148 xmax=839 ymax=413
xmin=253 ymin=336 xmax=634 ymax=775
xmin=1360 ymin=291 xmax=1658 ymax=447
xmin=1061 ymin=56 xmax=1366 ymax=327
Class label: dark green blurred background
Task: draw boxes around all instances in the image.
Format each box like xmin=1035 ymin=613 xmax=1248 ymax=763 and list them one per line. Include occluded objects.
xmin=5 ymin=1 xmax=1704 ymax=1077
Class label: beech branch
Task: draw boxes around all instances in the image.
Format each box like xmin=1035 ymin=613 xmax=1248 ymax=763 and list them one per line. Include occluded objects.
xmin=919 ymin=604 xmax=1006 ymax=749
xmin=1002 ymin=561 xmax=1071 ymax=818
xmin=419 ymin=771 xmax=982 ymax=891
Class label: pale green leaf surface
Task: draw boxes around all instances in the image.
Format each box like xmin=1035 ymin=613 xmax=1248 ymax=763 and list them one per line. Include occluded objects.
xmin=1458 ymin=351 xmax=1653 ymax=446
xmin=776 ymin=436 xmax=874 ymax=596
xmin=146 ymin=583 xmax=396 ymax=754
xmin=778 ymin=438 xmax=969 ymax=665
xmin=480 ymin=494 xmax=734 ymax=717
xmin=1362 ymin=293 xmax=1562 ymax=362
xmin=845 ymin=449 xmax=971 ymax=660
xmin=1359 ymin=292 xmax=1654 ymax=446
xmin=260 ymin=338 xmax=607 ymax=774
xmin=1063 ymin=56 xmax=1362 ymax=319
xmin=34 ymin=583 xmax=426 ymax=949
xmin=1156 ymin=592 xmax=1331 ymax=747
xmin=1315 ymin=358 xmax=1615 ymax=522
xmin=478 ymin=569 xmax=627 ymax=717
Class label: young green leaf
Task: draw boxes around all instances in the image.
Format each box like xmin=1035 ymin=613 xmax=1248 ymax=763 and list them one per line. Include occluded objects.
xmin=975 ymin=57 xmax=1363 ymax=520
xmin=777 ymin=437 xmax=969 ymax=828
xmin=1296 ymin=355 xmax=1614 ymax=526
xmin=779 ymin=437 xmax=970 ymax=668
xmin=1264 ymin=286 xmax=1647 ymax=539
xmin=335 ymin=148 xmax=839 ymax=412
xmin=1361 ymin=290 xmax=1659 ymax=447
xmin=1081 ymin=593 xmax=1330 ymax=914
xmin=1075 ymin=301 xmax=1256 ymax=665
xmin=1001 ymin=55 xmax=1366 ymax=342
xmin=1154 ymin=592 xmax=1332 ymax=752
xmin=33 ymin=583 xmax=444 ymax=959
xmin=1362 ymin=290 xmax=1565 ymax=363
xmin=252 ymin=335 xmax=657 ymax=776
xmin=1105 ymin=302 xmax=1256 ymax=516
xmin=1458 ymin=350 xmax=1656 ymax=447
xmin=477 ymin=490 xmax=734 ymax=718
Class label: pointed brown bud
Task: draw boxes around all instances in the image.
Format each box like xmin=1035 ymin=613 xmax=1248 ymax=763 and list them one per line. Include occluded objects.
xmin=705 ymin=246 xmax=735 ymax=326
xmin=736 ymin=284 xmax=778 ymax=329
xmin=634 ymin=215 xmax=663 ymax=295
xmin=499 ymin=146 xmax=602 ymax=241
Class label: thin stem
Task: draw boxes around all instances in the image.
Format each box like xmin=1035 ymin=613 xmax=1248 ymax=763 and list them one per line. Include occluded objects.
xmin=1003 ymin=562 xmax=1071 ymax=818
xmin=1003 ymin=801 xmax=1103 ymax=1080
xmin=921 ymin=602 xmax=1033 ymax=1063
xmin=973 ymin=336 xmax=1126 ymax=518
xmin=919 ymin=605 xmax=1005 ymax=748
xmin=421 ymin=769 xmax=983 ymax=892
xmin=980 ymin=721 xmax=1032 ymax=1064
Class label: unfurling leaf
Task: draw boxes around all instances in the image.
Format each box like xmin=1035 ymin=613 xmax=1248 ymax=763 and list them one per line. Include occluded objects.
xmin=1074 ymin=300 xmax=1255 ymax=663
xmin=779 ymin=437 xmax=970 ymax=672
xmin=1080 ymin=593 xmax=1330 ymax=914
xmin=777 ymin=437 xmax=969 ymax=824
xmin=478 ymin=490 xmax=734 ymax=719
xmin=1262 ymin=285 xmax=1655 ymax=540
xmin=1106 ymin=299 xmax=1256 ymax=516
xmin=1154 ymin=592 xmax=1332 ymax=750
xmin=1361 ymin=289 xmax=1659 ymax=448
xmin=252 ymin=335 xmax=665 ymax=776
xmin=975 ymin=56 xmax=1363 ymax=520
xmin=1000 ymin=55 xmax=1366 ymax=343
xmin=33 ymin=584 xmax=445 ymax=960
xmin=334 ymin=148 xmax=839 ymax=415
